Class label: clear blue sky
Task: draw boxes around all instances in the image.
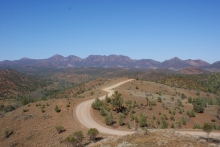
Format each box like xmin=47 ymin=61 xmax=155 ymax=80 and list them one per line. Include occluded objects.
xmin=0 ymin=0 xmax=220 ymax=63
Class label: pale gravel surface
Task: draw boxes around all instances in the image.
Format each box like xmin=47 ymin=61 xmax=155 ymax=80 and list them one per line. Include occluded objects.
xmin=175 ymin=130 xmax=220 ymax=137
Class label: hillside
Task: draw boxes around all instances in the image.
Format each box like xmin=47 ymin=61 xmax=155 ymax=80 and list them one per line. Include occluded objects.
xmin=0 ymin=69 xmax=50 ymax=99
xmin=0 ymin=78 xmax=220 ymax=147
xmin=177 ymin=67 xmax=211 ymax=75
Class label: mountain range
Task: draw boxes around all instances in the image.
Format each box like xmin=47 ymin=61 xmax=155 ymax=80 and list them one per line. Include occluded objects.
xmin=0 ymin=54 xmax=219 ymax=71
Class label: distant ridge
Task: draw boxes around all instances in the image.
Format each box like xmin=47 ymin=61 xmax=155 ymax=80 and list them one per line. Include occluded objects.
xmin=0 ymin=54 xmax=218 ymax=71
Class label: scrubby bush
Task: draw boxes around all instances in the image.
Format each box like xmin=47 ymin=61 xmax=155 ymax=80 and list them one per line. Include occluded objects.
xmin=181 ymin=93 xmax=186 ymax=99
xmin=73 ymin=131 xmax=84 ymax=146
xmin=105 ymin=95 xmax=111 ymax=103
xmin=4 ymin=127 xmax=13 ymax=138
xmin=118 ymin=113 xmax=125 ymax=126
xmin=100 ymin=107 xmax=107 ymax=116
xmin=161 ymin=119 xmax=168 ymax=129
xmin=88 ymin=128 xmax=99 ymax=142
xmin=182 ymin=116 xmax=186 ymax=125
xmin=187 ymin=110 xmax=195 ymax=117
xmin=177 ymin=99 xmax=182 ymax=107
xmin=139 ymin=113 xmax=147 ymax=127
xmin=203 ymin=123 xmax=213 ymax=136
xmin=192 ymin=98 xmax=204 ymax=113
xmin=157 ymin=97 xmax=162 ymax=102
xmin=193 ymin=123 xmax=201 ymax=129
xmin=55 ymin=105 xmax=61 ymax=113
xmin=23 ymin=109 xmax=29 ymax=112
xmin=64 ymin=135 xmax=77 ymax=147
xmin=55 ymin=125 xmax=66 ymax=134
xmin=92 ymin=98 xmax=102 ymax=110
xmin=171 ymin=122 xmax=175 ymax=128
xmin=105 ymin=112 xmax=114 ymax=125
xmin=188 ymin=97 xmax=192 ymax=103
xmin=127 ymin=122 xmax=131 ymax=129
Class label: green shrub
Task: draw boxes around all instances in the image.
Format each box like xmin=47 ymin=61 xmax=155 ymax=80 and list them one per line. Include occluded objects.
xmin=192 ymin=98 xmax=204 ymax=113
xmin=139 ymin=113 xmax=147 ymax=127
xmin=23 ymin=109 xmax=29 ymax=112
xmin=211 ymin=118 xmax=216 ymax=122
xmin=127 ymin=122 xmax=131 ymax=129
xmin=41 ymin=109 xmax=45 ymax=113
xmin=171 ymin=122 xmax=175 ymax=128
xmin=160 ymin=119 xmax=168 ymax=129
xmin=55 ymin=125 xmax=66 ymax=134
xmin=105 ymin=112 xmax=114 ymax=125
xmin=55 ymin=105 xmax=61 ymax=113
xmin=4 ymin=127 xmax=13 ymax=138
xmin=64 ymin=135 xmax=77 ymax=147
xmin=187 ymin=110 xmax=195 ymax=117
xmin=182 ymin=116 xmax=186 ymax=125
xmin=188 ymin=97 xmax=192 ymax=103
xmin=193 ymin=123 xmax=201 ymax=129
xmin=149 ymin=100 xmax=156 ymax=106
xmin=157 ymin=97 xmax=162 ymax=102
xmin=202 ymin=123 xmax=213 ymax=136
xmin=73 ymin=131 xmax=84 ymax=146
xmin=105 ymin=95 xmax=111 ymax=103
xmin=143 ymin=128 xmax=148 ymax=135
xmin=88 ymin=128 xmax=99 ymax=142
xmin=100 ymin=107 xmax=107 ymax=116
xmin=91 ymin=98 xmax=102 ymax=110
xmin=149 ymin=105 xmax=152 ymax=110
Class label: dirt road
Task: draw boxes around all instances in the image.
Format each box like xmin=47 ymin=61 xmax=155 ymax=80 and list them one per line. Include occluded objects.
xmin=75 ymin=79 xmax=135 ymax=136
xmin=75 ymin=79 xmax=220 ymax=137
xmin=175 ymin=130 xmax=220 ymax=137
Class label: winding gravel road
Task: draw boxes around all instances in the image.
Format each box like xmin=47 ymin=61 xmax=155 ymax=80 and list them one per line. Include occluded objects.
xmin=75 ymin=79 xmax=135 ymax=136
xmin=75 ymin=79 xmax=220 ymax=137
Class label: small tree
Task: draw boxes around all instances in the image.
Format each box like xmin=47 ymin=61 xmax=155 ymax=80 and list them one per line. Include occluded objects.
xmin=64 ymin=135 xmax=77 ymax=147
xmin=188 ymin=97 xmax=192 ymax=103
xmin=202 ymin=123 xmax=213 ymax=137
xmin=55 ymin=105 xmax=61 ymax=113
xmin=90 ymin=91 xmax=94 ymax=96
xmin=157 ymin=97 xmax=162 ymax=102
xmin=4 ymin=127 xmax=13 ymax=138
xmin=177 ymin=99 xmax=182 ymax=107
xmin=88 ymin=128 xmax=99 ymax=142
xmin=127 ymin=122 xmax=131 ymax=129
xmin=111 ymin=91 xmax=123 ymax=112
xmin=118 ymin=113 xmax=125 ymax=126
xmin=91 ymin=98 xmax=102 ymax=110
xmin=105 ymin=94 xmax=111 ymax=103
xmin=105 ymin=112 xmax=114 ymax=125
xmin=161 ymin=119 xmax=168 ymax=129
xmin=55 ymin=125 xmax=66 ymax=134
xmin=139 ymin=113 xmax=147 ymax=127
xmin=181 ymin=93 xmax=186 ymax=99
xmin=100 ymin=107 xmax=107 ymax=116
xmin=171 ymin=122 xmax=175 ymax=128
xmin=192 ymin=98 xmax=204 ymax=113
xmin=182 ymin=116 xmax=186 ymax=125
xmin=73 ymin=131 xmax=84 ymax=146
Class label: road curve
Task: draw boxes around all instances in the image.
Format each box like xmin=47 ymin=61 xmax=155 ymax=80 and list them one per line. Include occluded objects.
xmin=75 ymin=79 xmax=135 ymax=136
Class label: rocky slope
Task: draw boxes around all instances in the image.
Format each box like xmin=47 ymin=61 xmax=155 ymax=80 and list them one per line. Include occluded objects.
xmin=0 ymin=54 xmax=218 ymax=71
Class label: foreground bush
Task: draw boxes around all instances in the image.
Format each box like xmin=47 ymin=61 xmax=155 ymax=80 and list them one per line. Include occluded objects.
xmin=55 ymin=125 xmax=66 ymax=134
xmin=88 ymin=128 xmax=99 ymax=142
xmin=203 ymin=123 xmax=213 ymax=137
xmin=55 ymin=105 xmax=61 ymax=113
xmin=4 ymin=127 xmax=13 ymax=138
